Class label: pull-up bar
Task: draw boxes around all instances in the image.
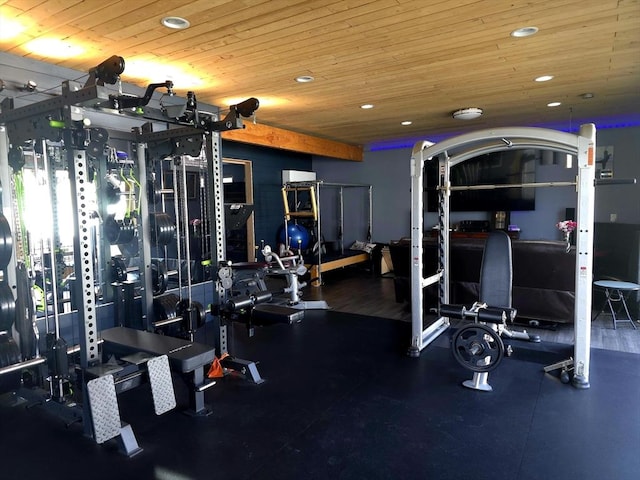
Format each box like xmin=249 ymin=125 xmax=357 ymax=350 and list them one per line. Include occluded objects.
xmin=446 ymin=177 xmax=636 ymax=191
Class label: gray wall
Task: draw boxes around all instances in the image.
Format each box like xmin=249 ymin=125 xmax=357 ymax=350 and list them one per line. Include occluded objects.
xmin=594 ymin=127 xmax=640 ymax=224
xmin=312 ymin=126 xmax=640 ymax=244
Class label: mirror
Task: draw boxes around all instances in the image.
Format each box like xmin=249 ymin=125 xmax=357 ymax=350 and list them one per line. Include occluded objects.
xmin=223 ymin=158 xmax=255 ymax=262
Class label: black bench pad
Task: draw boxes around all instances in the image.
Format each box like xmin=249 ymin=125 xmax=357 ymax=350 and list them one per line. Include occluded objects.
xmin=101 ymin=327 xmax=215 ymax=373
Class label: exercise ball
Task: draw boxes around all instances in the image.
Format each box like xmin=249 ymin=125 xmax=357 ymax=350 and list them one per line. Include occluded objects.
xmin=278 ymin=224 xmax=310 ymax=249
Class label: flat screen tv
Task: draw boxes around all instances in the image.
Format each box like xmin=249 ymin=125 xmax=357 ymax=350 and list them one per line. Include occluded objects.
xmin=425 ymin=149 xmax=537 ymax=212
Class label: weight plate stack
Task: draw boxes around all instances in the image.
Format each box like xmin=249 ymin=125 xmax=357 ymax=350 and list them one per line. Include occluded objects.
xmin=104 ymin=215 xmax=137 ymax=245
xmin=151 ymin=259 xmax=168 ymax=296
xmin=0 ymin=213 xmax=13 ymax=270
xmin=176 ymin=299 xmax=207 ymax=329
xmin=154 ymin=293 xmax=180 ymax=321
xmin=150 ymin=213 xmax=176 ymax=246
xmin=147 ymin=179 xmax=161 ymax=206
xmin=0 ymin=281 xmax=16 ymax=332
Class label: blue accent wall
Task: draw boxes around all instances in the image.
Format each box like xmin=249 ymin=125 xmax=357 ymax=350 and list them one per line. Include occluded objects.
xmin=222 ymin=141 xmax=312 ymax=249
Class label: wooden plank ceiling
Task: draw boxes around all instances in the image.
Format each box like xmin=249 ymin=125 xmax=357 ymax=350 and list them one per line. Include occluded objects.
xmin=1 ymin=0 xmax=639 ymax=146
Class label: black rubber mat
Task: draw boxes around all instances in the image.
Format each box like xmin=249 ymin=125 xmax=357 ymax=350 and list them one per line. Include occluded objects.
xmin=1 ymin=310 xmax=638 ymax=480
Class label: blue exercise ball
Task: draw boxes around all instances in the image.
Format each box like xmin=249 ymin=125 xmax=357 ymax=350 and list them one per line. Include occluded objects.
xmin=278 ymin=223 xmax=310 ymax=249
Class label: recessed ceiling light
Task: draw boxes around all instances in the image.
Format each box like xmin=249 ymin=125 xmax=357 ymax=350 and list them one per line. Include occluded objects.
xmin=0 ymin=17 xmax=26 ymax=40
xmin=161 ymin=16 xmax=190 ymax=29
xmin=401 ymin=121 xmax=412 ymax=126
xmin=535 ymin=75 xmax=554 ymax=82
xmin=360 ymin=104 xmax=374 ymax=109
xmin=547 ymin=102 xmax=562 ymax=107
xmin=511 ymin=26 xmax=539 ymax=38
xmin=295 ymin=75 xmax=315 ymax=83
xmin=452 ymin=107 xmax=483 ymax=120
xmin=23 ymin=38 xmax=84 ymax=58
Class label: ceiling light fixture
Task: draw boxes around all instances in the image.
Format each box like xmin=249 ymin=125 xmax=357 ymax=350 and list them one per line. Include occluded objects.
xmin=535 ymin=75 xmax=554 ymax=82
xmin=580 ymin=93 xmax=594 ymax=99
xmin=511 ymin=26 xmax=539 ymax=38
xmin=295 ymin=75 xmax=315 ymax=83
xmin=0 ymin=17 xmax=26 ymax=40
xmin=547 ymin=102 xmax=562 ymax=107
xmin=360 ymin=104 xmax=374 ymax=109
xmin=24 ymin=38 xmax=84 ymax=58
xmin=401 ymin=121 xmax=412 ymax=125
xmin=161 ymin=16 xmax=190 ymax=29
xmin=452 ymin=107 xmax=483 ymax=120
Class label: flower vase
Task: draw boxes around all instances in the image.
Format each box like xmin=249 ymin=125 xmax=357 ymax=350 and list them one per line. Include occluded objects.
xmin=564 ymin=231 xmax=571 ymax=253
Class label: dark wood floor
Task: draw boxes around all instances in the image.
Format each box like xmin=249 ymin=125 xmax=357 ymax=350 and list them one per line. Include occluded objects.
xmin=296 ymin=267 xmax=640 ymax=354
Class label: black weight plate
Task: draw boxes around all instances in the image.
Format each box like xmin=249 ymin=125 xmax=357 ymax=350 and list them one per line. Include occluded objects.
xmin=104 ymin=215 xmax=137 ymax=244
xmin=14 ymin=263 xmax=35 ymax=359
xmin=0 ymin=213 xmax=14 ymax=269
xmin=154 ymin=293 xmax=180 ymax=320
xmin=0 ymin=282 xmax=16 ymax=332
xmin=147 ymin=179 xmax=161 ymax=205
xmin=451 ymin=323 xmax=504 ymax=373
xmin=192 ymin=301 xmax=207 ymax=327
xmin=150 ymin=213 xmax=175 ymax=246
xmin=151 ymin=259 xmax=168 ymax=296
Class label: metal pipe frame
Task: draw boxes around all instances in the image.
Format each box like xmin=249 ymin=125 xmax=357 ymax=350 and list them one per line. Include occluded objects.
xmin=282 ymin=180 xmax=373 ymax=285
xmin=409 ymin=125 xmax=596 ymax=389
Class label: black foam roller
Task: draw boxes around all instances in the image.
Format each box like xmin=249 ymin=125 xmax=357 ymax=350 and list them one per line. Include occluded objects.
xmin=477 ymin=308 xmax=507 ymax=324
xmin=439 ymin=304 xmax=466 ymax=319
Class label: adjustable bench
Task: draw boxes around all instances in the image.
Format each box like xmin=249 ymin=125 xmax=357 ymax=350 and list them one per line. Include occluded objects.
xmin=100 ymin=327 xmax=216 ymax=415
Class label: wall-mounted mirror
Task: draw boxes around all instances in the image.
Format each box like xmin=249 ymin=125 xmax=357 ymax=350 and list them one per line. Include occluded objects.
xmin=223 ymin=158 xmax=255 ymax=262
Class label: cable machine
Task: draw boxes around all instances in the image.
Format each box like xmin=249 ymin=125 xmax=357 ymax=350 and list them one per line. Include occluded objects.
xmin=0 ymin=55 xmax=260 ymax=452
xmin=409 ymin=124 xmax=597 ymax=388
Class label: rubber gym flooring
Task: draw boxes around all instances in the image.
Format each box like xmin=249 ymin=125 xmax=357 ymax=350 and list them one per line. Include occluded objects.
xmin=1 ymin=310 xmax=638 ymax=480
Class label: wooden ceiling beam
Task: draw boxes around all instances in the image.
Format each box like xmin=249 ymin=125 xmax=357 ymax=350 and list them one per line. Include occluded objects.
xmin=222 ymin=122 xmax=363 ymax=162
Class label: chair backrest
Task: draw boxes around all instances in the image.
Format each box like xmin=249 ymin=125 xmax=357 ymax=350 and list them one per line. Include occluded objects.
xmin=479 ymin=231 xmax=513 ymax=308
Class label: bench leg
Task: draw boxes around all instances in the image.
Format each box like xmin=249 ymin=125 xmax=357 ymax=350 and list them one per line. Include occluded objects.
xmin=185 ymin=368 xmax=213 ymax=417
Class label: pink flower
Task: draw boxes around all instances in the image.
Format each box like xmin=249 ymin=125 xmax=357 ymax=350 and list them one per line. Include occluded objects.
xmin=556 ymin=220 xmax=577 ymax=233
